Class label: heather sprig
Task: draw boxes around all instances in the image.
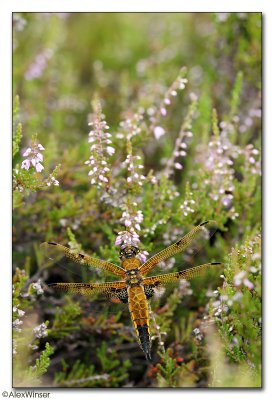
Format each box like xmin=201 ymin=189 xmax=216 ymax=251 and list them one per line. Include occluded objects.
xmin=164 ymin=93 xmax=198 ymax=177
xmin=209 ymin=234 xmax=261 ymax=369
xmin=85 ymin=99 xmax=114 ymax=190
xmin=149 ymin=66 xmax=188 ymax=140
xmin=24 ymin=48 xmax=53 ymax=81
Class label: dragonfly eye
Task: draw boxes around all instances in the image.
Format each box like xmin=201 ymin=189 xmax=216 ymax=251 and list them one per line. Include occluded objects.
xmin=119 ymin=246 xmax=140 ymax=259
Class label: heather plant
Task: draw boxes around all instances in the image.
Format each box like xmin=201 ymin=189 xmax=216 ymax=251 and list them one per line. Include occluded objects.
xmin=12 ymin=13 xmax=261 ymax=388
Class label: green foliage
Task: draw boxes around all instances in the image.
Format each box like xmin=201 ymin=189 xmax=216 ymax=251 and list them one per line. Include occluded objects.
xmin=13 ymin=95 xmax=23 ymax=158
xmin=96 ymin=342 xmax=131 ymax=387
xmin=157 ymin=350 xmax=184 ymax=387
xmin=54 ymin=359 xmax=109 ymax=388
xmin=54 ymin=342 xmax=131 ymax=388
xmin=12 ymin=267 xmax=54 ymax=387
xmin=49 ymin=296 xmax=82 ymax=339
xmin=212 ymin=235 xmax=261 ymax=374
xmin=30 ymin=342 xmax=54 ymax=380
xmin=13 ymin=12 xmax=261 ymax=388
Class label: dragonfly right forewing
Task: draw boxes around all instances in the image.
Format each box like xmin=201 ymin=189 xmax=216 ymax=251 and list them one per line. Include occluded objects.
xmin=40 ymin=242 xmax=119 ymax=283
xmin=40 ymin=242 xmax=128 ymax=318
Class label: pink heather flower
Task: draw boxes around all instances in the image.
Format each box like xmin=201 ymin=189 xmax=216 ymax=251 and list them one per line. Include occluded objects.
xmin=22 ymin=148 xmax=32 ymax=157
xmin=35 ymin=162 xmax=44 ymax=172
xmin=21 ymin=159 xmax=31 ymax=170
xmin=85 ymin=102 xmax=114 ymax=188
xmin=160 ymin=107 xmax=167 ymax=116
xmin=138 ymin=250 xmax=149 ymax=263
xmin=243 ymin=278 xmax=254 ymax=290
xmin=234 ymin=270 xmax=253 ymax=289
xmin=115 ymin=230 xmax=140 ymax=248
xmin=21 ymin=141 xmax=45 ymax=173
xmin=24 ymin=48 xmax=53 ymax=81
xmin=36 ymin=153 xmax=43 ymax=161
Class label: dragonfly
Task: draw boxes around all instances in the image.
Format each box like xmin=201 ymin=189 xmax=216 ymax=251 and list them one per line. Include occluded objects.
xmin=43 ymin=220 xmax=222 ymax=361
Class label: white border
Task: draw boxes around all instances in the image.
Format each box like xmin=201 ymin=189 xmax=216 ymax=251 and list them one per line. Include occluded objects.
xmin=1 ymin=1 xmax=273 ymax=399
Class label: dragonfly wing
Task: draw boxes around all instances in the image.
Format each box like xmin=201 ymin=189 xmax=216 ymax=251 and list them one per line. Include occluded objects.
xmin=139 ymin=220 xmax=217 ymax=276
xmin=142 ymin=262 xmax=222 ymax=309
xmin=46 ymin=280 xmax=129 ymax=321
xmin=47 ymin=280 xmax=126 ymax=297
xmin=40 ymin=242 xmax=125 ymax=278
xmin=143 ymin=262 xmax=222 ymax=288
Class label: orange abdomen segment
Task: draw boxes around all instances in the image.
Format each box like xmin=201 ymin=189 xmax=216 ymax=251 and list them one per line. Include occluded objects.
xmin=128 ymin=286 xmax=151 ymax=360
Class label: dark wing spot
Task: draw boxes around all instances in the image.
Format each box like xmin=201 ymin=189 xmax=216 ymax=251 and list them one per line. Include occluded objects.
xmin=78 ymin=253 xmax=85 ymax=259
xmin=211 ymin=262 xmax=222 ymax=265
xmin=48 ymin=242 xmax=57 ymax=245
xmin=175 ymin=239 xmax=182 ymax=246
xmin=152 ymin=281 xmax=161 ymax=287
xmin=199 ymin=221 xmax=209 ymax=226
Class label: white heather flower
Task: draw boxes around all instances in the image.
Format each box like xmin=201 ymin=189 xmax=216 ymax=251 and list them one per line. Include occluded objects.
xmin=106 ymin=146 xmax=115 ymax=156
xmin=13 ymin=306 xmax=25 ymax=317
xmin=32 ymin=279 xmax=44 ymax=295
xmin=154 ymin=126 xmax=165 ymax=140
xmin=13 ymin=319 xmax=23 ymax=332
xmin=33 ymin=322 xmax=48 ymax=338
xmin=13 ymin=340 xmax=17 ymax=355
xmin=46 ymin=176 xmax=59 ymax=187
xmin=174 ymin=162 xmax=183 ymax=170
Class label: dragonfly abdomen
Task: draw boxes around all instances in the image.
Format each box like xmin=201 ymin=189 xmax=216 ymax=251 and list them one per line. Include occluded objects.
xmin=127 ymin=286 xmax=151 ymax=361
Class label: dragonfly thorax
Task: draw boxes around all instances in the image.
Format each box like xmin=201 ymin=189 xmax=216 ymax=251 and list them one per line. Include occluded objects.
xmin=125 ymin=268 xmax=143 ymax=286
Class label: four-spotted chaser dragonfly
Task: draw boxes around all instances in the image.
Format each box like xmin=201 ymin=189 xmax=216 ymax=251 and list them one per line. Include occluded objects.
xmin=43 ymin=220 xmax=222 ymax=361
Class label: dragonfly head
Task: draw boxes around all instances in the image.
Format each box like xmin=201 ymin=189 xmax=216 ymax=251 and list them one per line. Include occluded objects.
xmin=119 ymin=245 xmax=140 ymax=259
